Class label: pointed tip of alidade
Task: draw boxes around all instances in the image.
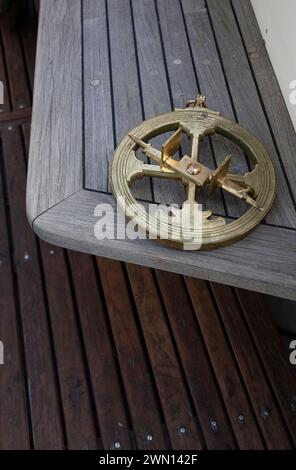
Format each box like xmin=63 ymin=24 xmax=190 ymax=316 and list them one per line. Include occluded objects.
xmin=128 ymin=133 xmax=149 ymax=149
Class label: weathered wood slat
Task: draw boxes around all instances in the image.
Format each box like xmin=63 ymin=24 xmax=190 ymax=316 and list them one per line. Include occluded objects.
xmin=155 ymin=0 xmax=225 ymax=215
xmin=127 ymin=264 xmax=203 ymax=450
xmin=130 ymin=0 xmax=185 ymax=205
xmin=33 ymin=189 xmax=296 ymax=300
xmin=97 ymin=258 xmax=168 ymax=449
xmin=27 ymin=0 xmax=83 ymax=224
xmin=69 ymin=252 xmax=133 ymax=450
xmin=155 ymin=269 xmax=235 ymax=449
xmin=210 ymin=282 xmax=291 ymax=449
xmin=83 ymin=0 xmax=114 ymax=193
xmin=184 ymin=277 xmax=264 ymax=449
xmin=180 ymin=0 xmax=248 ymax=218
xmin=103 ymin=0 xmax=152 ymax=201
xmin=232 ymin=0 xmax=296 ymax=204
xmin=206 ymin=0 xmax=296 ymax=228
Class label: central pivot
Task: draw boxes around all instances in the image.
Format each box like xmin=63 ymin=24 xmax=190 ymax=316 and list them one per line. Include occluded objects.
xmin=187 ymin=163 xmax=200 ymax=175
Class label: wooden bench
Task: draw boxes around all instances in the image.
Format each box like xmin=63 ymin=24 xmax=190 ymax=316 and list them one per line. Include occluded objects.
xmin=26 ymin=0 xmax=296 ymax=300
xmin=0 ymin=0 xmax=295 ymax=450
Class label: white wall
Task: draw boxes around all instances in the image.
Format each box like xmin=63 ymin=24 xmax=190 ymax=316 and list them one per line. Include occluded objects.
xmin=251 ymin=0 xmax=296 ymax=131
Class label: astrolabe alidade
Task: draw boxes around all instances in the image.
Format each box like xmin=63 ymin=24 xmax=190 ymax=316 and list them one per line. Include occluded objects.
xmin=110 ymin=95 xmax=275 ymax=250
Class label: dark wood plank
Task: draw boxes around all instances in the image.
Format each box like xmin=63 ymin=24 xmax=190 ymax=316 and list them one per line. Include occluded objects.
xmin=25 ymin=129 xmax=98 ymax=449
xmin=20 ymin=14 xmax=38 ymax=90
xmin=127 ymin=264 xmax=203 ymax=450
xmin=235 ymin=289 xmax=296 ymax=446
xmin=1 ymin=125 xmax=64 ymax=449
xmin=184 ymin=277 xmax=264 ymax=449
xmin=0 ymin=145 xmax=30 ymax=450
xmin=211 ymin=282 xmax=291 ymax=449
xmin=69 ymin=251 xmax=133 ymax=450
xmin=39 ymin=245 xmax=99 ymax=449
xmin=34 ymin=0 xmax=40 ymax=14
xmin=206 ymin=0 xmax=296 ymax=228
xmin=0 ymin=15 xmax=65 ymax=446
xmin=97 ymin=258 xmax=168 ymax=450
xmin=155 ymin=269 xmax=235 ymax=449
xmin=1 ymin=18 xmax=31 ymax=110
xmin=24 ymin=115 xmax=98 ymax=449
xmin=0 ymin=13 xmax=31 ymax=450
xmin=0 ymin=108 xmax=31 ymax=126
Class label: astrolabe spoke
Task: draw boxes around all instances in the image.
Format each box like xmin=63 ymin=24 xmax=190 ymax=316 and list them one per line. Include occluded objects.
xmin=227 ymin=164 xmax=260 ymax=197
xmin=142 ymin=164 xmax=179 ymax=179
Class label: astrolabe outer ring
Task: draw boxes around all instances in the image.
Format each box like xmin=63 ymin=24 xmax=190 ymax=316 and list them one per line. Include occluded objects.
xmin=110 ymin=108 xmax=275 ymax=250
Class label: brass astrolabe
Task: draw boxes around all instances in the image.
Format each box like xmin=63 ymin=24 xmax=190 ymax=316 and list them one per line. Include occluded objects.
xmin=110 ymin=95 xmax=275 ymax=250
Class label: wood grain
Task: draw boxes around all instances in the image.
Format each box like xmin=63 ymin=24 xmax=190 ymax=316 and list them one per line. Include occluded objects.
xmin=27 ymin=0 xmax=83 ymax=224
xmin=127 ymin=264 xmax=203 ymax=450
xmin=0 ymin=140 xmax=30 ymax=450
xmin=185 ymin=277 xmax=264 ymax=449
xmin=210 ymin=282 xmax=291 ymax=449
xmin=97 ymin=258 xmax=168 ymax=450
xmin=206 ymin=0 xmax=296 ymax=228
xmin=33 ymin=188 xmax=296 ymax=300
xmin=236 ymin=288 xmax=296 ymax=445
xmin=83 ymin=0 xmax=114 ymax=193
xmin=69 ymin=252 xmax=133 ymax=450
xmin=232 ymin=0 xmax=296 ymax=203
xmin=155 ymin=269 xmax=235 ymax=449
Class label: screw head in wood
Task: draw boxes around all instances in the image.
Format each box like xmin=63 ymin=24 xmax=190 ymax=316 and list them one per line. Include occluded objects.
xmin=262 ymin=408 xmax=270 ymax=417
xmin=210 ymin=420 xmax=218 ymax=431
xmin=114 ymin=441 xmax=121 ymax=449
xmin=178 ymin=426 xmax=187 ymax=435
xmin=24 ymin=252 xmax=31 ymax=262
xmin=238 ymin=414 xmax=245 ymax=423
xmin=146 ymin=433 xmax=153 ymax=442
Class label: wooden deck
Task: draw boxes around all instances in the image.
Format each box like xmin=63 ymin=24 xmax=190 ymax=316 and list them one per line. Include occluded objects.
xmin=0 ymin=1 xmax=295 ymax=450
